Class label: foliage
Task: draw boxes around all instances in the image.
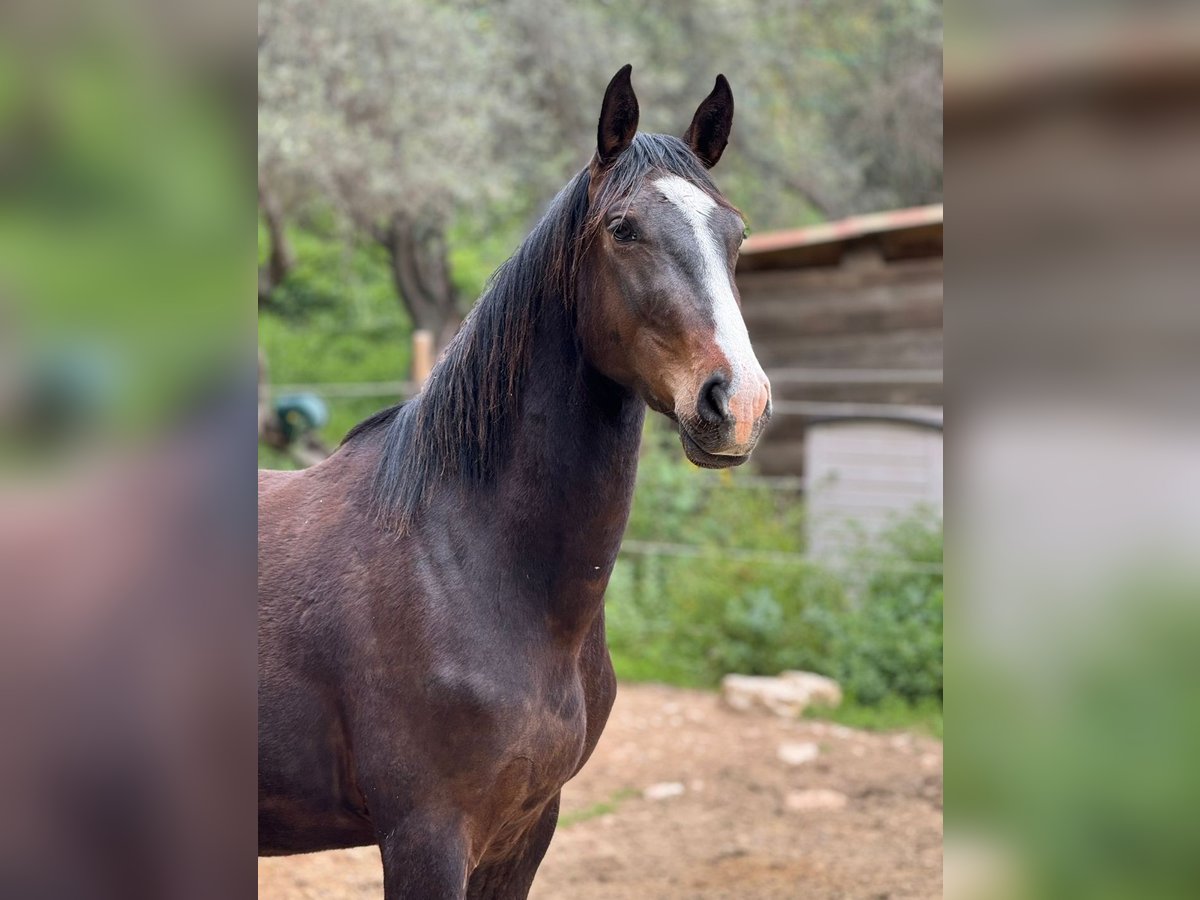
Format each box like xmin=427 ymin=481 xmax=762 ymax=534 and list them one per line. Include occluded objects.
xmin=2 ymin=24 xmax=246 ymax=435
xmin=258 ymin=224 xmax=408 ymax=446
xmin=804 ymin=695 xmax=943 ymax=738
xmin=606 ymin=420 xmax=943 ymax=713
xmin=948 ymin=575 xmax=1200 ymax=898
xmin=817 ymin=512 xmax=944 ymax=706
xmin=258 ymin=217 xmax=394 ymax=323
xmin=258 ymin=0 xmax=943 ymax=331
xmin=258 ymin=217 xmax=522 ymax=449
xmin=260 ymin=0 xmax=941 ymax=228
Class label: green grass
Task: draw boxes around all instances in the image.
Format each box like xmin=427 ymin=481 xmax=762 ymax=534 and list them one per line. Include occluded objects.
xmin=558 ymin=788 xmax=639 ymax=828
xmin=804 ymin=696 xmax=943 ymax=739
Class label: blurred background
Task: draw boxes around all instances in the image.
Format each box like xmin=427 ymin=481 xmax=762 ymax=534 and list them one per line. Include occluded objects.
xmin=257 ymin=1 xmax=943 ymax=897
xmin=946 ymin=7 xmax=1200 ymax=900
xmin=0 ymin=1 xmax=256 ymax=899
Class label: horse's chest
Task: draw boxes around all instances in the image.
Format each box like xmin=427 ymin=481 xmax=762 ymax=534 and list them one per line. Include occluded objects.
xmin=494 ymin=680 xmax=590 ymax=793
xmin=465 ymin=675 xmax=596 ymax=861
xmin=422 ymin=661 xmax=590 ymax=797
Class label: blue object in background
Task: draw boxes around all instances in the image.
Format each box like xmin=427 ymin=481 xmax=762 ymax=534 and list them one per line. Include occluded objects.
xmin=274 ymin=393 xmax=328 ymax=443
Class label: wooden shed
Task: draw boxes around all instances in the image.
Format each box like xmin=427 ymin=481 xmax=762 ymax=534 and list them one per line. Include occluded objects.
xmin=736 ymin=205 xmax=943 ymax=476
xmin=804 ymin=413 xmax=943 ymax=559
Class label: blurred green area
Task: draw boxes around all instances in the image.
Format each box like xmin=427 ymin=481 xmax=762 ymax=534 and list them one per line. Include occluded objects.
xmin=0 ymin=8 xmax=253 ymax=896
xmin=947 ymin=575 xmax=1200 ymax=899
xmin=0 ymin=24 xmax=250 ymax=451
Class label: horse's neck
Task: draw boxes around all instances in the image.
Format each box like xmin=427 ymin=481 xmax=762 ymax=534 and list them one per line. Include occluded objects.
xmin=485 ymin=304 xmax=645 ymax=637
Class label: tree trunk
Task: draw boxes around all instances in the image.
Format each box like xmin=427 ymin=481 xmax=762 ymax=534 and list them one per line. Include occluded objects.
xmin=379 ymin=213 xmax=462 ymax=353
xmin=258 ymin=183 xmax=295 ymax=309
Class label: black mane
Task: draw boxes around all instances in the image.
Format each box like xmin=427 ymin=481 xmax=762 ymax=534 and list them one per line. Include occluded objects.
xmin=343 ymin=133 xmax=720 ymax=529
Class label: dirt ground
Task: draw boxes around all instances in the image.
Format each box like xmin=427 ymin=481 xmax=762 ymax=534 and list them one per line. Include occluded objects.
xmin=258 ymin=683 xmax=942 ymax=899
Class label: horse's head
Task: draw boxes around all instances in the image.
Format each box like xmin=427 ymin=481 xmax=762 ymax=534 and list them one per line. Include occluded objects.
xmin=577 ymin=65 xmax=771 ymax=468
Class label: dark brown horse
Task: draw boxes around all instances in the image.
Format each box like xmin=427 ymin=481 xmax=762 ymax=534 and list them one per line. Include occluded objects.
xmin=258 ymin=65 xmax=770 ymax=898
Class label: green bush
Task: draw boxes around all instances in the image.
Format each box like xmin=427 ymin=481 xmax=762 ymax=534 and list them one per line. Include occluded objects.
xmin=607 ymin=420 xmax=943 ymax=712
xmin=606 ymin=552 xmax=848 ymax=687
xmin=800 ymin=518 xmax=943 ymax=706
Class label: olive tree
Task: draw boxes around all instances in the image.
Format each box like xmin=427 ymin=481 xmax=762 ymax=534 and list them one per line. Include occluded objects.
xmin=259 ymin=0 xmax=532 ymax=345
xmin=259 ymin=0 xmax=942 ymax=336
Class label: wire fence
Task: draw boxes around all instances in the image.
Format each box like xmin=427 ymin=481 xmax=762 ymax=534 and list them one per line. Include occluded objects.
xmin=272 ymin=368 xmax=942 ymax=399
xmin=271 ymin=368 xmax=944 ymax=424
xmin=618 ymin=538 xmax=942 ymax=575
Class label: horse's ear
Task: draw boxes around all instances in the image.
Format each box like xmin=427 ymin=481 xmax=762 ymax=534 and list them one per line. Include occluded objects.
xmin=683 ymin=74 xmax=734 ymax=169
xmin=596 ymin=64 xmax=639 ymax=168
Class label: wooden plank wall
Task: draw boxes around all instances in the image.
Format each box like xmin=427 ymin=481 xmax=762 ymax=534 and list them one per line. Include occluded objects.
xmin=737 ymin=249 xmax=943 ymax=476
xmin=806 ymin=421 xmax=944 ymax=558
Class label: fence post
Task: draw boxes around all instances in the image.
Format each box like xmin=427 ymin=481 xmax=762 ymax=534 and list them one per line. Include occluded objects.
xmin=412 ymin=329 xmax=434 ymax=388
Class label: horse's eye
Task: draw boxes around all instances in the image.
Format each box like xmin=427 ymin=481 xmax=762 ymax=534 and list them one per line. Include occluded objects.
xmin=611 ymin=220 xmax=638 ymax=243
xmin=741 ymin=226 xmax=751 ymax=244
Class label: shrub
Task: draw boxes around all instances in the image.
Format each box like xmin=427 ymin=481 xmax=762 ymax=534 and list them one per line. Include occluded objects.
xmin=606 ymin=420 xmax=943 ymax=710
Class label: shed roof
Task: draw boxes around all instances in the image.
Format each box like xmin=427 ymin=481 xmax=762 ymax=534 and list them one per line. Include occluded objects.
xmin=738 ymin=204 xmax=943 ymax=272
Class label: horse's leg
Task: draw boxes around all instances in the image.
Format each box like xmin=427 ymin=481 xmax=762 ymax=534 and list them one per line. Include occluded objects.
xmin=466 ymin=795 xmax=560 ymax=900
xmin=376 ymin=815 xmax=471 ymax=900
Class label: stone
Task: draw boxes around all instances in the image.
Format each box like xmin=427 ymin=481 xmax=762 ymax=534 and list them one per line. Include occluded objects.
xmin=643 ymin=781 xmax=686 ymax=801
xmin=785 ymin=789 xmax=848 ymax=812
xmin=780 ymin=671 xmax=844 ymax=707
xmin=777 ymin=741 xmax=820 ymax=766
xmin=720 ymin=671 xmax=843 ymax=718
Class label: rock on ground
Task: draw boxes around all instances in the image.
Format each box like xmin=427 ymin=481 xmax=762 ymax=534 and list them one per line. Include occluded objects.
xmin=785 ymin=789 xmax=849 ymax=811
xmin=643 ymin=781 xmax=686 ymax=801
xmin=777 ymin=741 xmax=820 ymax=766
xmin=720 ymin=670 xmax=843 ymax=718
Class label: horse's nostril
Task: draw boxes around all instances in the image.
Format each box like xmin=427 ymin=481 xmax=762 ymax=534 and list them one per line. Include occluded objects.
xmin=698 ymin=374 xmax=731 ymax=425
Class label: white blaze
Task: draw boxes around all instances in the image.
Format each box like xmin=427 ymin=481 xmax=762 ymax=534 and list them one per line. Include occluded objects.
xmin=654 ymin=174 xmax=767 ymax=444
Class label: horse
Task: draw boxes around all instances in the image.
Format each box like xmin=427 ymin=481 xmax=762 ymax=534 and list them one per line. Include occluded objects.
xmin=258 ymin=65 xmax=771 ymax=898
